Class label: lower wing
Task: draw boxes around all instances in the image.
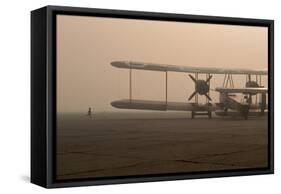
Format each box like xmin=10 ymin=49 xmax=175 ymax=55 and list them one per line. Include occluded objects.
xmin=111 ymin=99 xmax=216 ymax=111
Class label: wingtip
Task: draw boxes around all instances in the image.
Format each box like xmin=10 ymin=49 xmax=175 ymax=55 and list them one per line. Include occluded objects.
xmin=110 ymin=61 xmax=130 ymax=68
xmin=110 ymin=61 xmax=120 ymax=67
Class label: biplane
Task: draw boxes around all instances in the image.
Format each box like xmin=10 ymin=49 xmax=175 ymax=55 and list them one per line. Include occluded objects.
xmin=110 ymin=61 xmax=268 ymax=119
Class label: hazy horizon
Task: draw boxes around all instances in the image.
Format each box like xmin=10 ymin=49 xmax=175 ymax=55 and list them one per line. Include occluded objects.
xmin=57 ymin=15 xmax=268 ymax=113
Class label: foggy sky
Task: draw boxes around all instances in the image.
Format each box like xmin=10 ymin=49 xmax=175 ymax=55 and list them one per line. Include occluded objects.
xmin=56 ymin=15 xmax=268 ymax=113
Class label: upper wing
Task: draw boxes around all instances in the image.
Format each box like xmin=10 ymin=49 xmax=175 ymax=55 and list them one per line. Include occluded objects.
xmin=111 ymin=61 xmax=267 ymax=75
xmin=215 ymin=87 xmax=268 ymax=94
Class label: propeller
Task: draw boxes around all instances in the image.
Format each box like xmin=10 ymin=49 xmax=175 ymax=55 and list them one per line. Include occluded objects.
xmin=188 ymin=74 xmax=212 ymax=101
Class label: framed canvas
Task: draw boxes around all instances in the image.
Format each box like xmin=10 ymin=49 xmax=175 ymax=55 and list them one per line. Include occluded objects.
xmin=31 ymin=5 xmax=274 ymax=188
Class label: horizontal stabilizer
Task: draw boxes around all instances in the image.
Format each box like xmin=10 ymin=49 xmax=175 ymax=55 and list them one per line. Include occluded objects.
xmin=215 ymin=87 xmax=268 ymax=94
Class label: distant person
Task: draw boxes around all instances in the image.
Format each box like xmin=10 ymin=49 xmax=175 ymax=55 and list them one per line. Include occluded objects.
xmin=87 ymin=107 xmax=92 ymax=118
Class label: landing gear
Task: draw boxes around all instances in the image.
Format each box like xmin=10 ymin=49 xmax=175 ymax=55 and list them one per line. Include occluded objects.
xmin=224 ymin=108 xmax=228 ymax=112
xmin=191 ymin=110 xmax=212 ymax=119
xmin=242 ymin=105 xmax=250 ymax=120
xmin=208 ymin=111 xmax=212 ymax=119
xmin=191 ymin=111 xmax=195 ymax=119
xmin=260 ymin=93 xmax=266 ymax=115
xmin=243 ymin=111 xmax=248 ymax=120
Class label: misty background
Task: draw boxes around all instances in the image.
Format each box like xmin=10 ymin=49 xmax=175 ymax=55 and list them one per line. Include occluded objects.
xmin=56 ymin=15 xmax=268 ymax=113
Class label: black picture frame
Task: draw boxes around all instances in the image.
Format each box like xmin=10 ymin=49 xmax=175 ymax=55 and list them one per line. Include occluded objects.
xmin=31 ymin=5 xmax=274 ymax=188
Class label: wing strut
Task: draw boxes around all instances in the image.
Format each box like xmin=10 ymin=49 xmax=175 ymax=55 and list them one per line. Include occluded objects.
xmin=165 ymin=71 xmax=168 ymax=106
xmin=129 ymin=66 xmax=132 ymax=102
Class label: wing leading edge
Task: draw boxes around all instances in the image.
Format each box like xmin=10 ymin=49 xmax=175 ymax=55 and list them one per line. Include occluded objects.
xmin=111 ymin=61 xmax=267 ymax=75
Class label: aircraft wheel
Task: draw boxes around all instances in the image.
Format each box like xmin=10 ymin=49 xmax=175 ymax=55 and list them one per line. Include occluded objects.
xmin=243 ymin=110 xmax=249 ymax=120
xmin=208 ymin=111 xmax=212 ymax=119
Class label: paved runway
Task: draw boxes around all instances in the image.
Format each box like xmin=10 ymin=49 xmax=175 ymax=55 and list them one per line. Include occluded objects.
xmin=56 ymin=113 xmax=268 ymax=180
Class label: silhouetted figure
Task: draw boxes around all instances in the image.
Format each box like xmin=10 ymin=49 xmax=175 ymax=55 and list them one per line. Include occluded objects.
xmin=87 ymin=107 xmax=92 ymax=118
